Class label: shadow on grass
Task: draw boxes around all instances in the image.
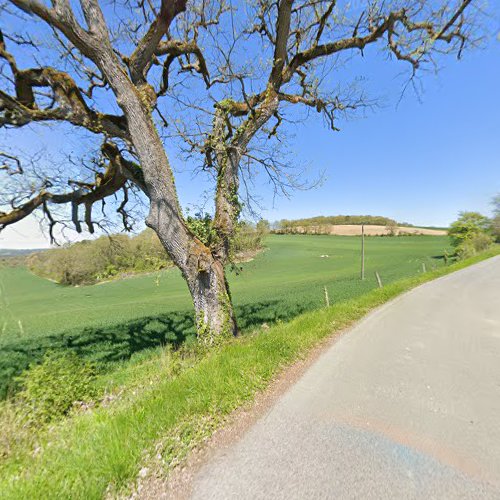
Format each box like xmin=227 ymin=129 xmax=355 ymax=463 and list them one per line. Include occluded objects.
xmin=0 ymin=298 xmax=309 ymax=399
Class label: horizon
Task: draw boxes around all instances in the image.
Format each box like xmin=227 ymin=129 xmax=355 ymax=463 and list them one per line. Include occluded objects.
xmin=1 ymin=214 xmax=450 ymax=250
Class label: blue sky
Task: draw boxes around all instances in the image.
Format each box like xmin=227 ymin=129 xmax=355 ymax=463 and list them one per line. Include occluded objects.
xmin=268 ymin=40 xmax=500 ymax=227
xmin=1 ymin=9 xmax=499 ymax=248
xmin=172 ymin=34 xmax=500 ymax=227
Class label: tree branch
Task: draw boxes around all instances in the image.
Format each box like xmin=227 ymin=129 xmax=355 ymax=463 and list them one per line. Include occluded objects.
xmin=156 ymin=39 xmax=210 ymax=93
xmin=0 ymin=33 xmax=128 ymax=137
xmin=9 ymin=0 xmax=97 ymax=59
xmin=128 ymin=0 xmax=188 ymax=84
xmin=283 ymin=1 xmax=473 ymax=83
xmin=0 ymin=142 xmax=139 ymax=232
xmin=269 ymin=0 xmax=293 ymax=90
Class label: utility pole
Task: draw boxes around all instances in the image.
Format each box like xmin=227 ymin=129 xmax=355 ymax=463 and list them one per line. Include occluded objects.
xmin=361 ymin=224 xmax=365 ymax=280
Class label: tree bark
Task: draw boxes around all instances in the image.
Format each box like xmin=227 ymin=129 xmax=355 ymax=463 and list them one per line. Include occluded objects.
xmin=213 ymin=142 xmax=241 ymax=262
xmin=183 ymin=250 xmax=238 ymax=346
xmin=94 ymin=52 xmax=238 ymax=345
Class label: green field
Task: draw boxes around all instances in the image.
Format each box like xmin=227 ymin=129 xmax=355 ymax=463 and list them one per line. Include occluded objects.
xmin=0 ymin=234 xmax=451 ymax=396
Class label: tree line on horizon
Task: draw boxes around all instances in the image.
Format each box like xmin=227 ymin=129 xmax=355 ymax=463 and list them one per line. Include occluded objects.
xmin=273 ymin=215 xmax=401 ymax=234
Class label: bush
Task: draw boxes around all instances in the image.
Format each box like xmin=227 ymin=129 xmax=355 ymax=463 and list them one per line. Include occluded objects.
xmin=231 ymin=220 xmax=268 ymax=255
xmin=448 ymin=211 xmax=494 ymax=260
xmin=492 ymin=195 xmax=500 ymax=242
xmin=448 ymin=211 xmax=491 ymax=247
xmin=456 ymin=232 xmax=493 ymax=260
xmin=28 ymin=219 xmax=268 ymax=286
xmin=185 ymin=212 xmax=268 ymax=258
xmin=385 ymin=221 xmax=398 ymax=236
xmin=28 ymin=230 xmax=171 ymax=285
xmin=186 ymin=212 xmax=217 ymax=247
xmin=456 ymin=240 xmax=476 ymax=260
xmin=492 ymin=216 xmax=500 ymax=243
xmin=15 ymin=352 xmax=99 ymax=423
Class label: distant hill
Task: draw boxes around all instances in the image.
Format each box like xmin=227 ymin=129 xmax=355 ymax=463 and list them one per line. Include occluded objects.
xmin=272 ymin=215 xmax=448 ymax=236
xmin=275 ymin=215 xmax=398 ymax=229
xmin=0 ymin=248 xmax=45 ymax=257
xmin=274 ymin=224 xmax=446 ymax=236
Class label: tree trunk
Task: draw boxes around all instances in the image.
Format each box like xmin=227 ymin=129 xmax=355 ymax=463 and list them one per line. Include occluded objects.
xmin=210 ymin=107 xmax=241 ymax=264
xmin=184 ymin=250 xmax=238 ymax=346
xmin=94 ymin=53 xmax=238 ymax=345
xmin=146 ymin=197 xmax=239 ymax=345
xmin=150 ymin=211 xmax=238 ymax=346
xmin=213 ymin=146 xmax=240 ymax=263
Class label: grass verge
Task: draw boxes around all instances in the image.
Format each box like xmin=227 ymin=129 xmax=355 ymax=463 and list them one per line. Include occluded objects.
xmin=1 ymin=248 xmax=498 ymax=499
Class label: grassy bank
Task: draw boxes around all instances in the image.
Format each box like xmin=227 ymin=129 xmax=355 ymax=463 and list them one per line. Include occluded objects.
xmin=1 ymin=247 xmax=498 ymax=499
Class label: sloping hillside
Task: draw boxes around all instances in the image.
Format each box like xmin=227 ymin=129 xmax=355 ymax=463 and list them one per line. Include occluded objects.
xmin=275 ymin=225 xmax=447 ymax=236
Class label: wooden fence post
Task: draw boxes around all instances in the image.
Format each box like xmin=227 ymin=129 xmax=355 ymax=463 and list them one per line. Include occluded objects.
xmin=324 ymin=286 xmax=330 ymax=307
xmin=375 ymin=271 xmax=383 ymax=288
xmin=361 ymin=224 xmax=365 ymax=280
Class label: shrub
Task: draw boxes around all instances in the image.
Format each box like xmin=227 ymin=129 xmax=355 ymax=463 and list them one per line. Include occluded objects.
xmin=186 ymin=212 xmax=217 ymax=247
xmin=448 ymin=211 xmax=494 ymax=260
xmin=385 ymin=221 xmax=398 ymax=236
xmin=15 ymin=352 xmax=99 ymax=423
xmin=185 ymin=212 xmax=268 ymax=258
xmin=456 ymin=232 xmax=493 ymax=260
xmin=492 ymin=194 xmax=500 ymax=242
xmin=28 ymin=219 xmax=267 ymax=286
xmin=448 ymin=211 xmax=491 ymax=247
xmin=492 ymin=216 xmax=500 ymax=243
xmin=471 ymin=232 xmax=494 ymax=252
xmin=28 ymin=230 xmax=171 ymax=285
xmin=456 ymin=240 xmax=476 ymax=260
xmin=231 ymin=220 xmax=268 ymax=255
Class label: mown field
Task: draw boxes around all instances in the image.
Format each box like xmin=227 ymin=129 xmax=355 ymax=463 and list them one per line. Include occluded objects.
xmin=0 ymin=234 xmax=451 ymax=397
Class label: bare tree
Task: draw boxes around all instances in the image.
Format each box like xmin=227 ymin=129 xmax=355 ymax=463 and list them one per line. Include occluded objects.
xmin=0 ymin=0 xmax=481 ymax=344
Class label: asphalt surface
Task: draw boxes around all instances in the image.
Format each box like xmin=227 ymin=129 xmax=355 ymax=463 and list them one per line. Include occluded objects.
xmin=190 ymin=256 xmax=500 ymax=499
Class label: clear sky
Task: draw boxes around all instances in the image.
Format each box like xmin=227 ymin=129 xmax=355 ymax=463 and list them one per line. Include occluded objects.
xmin=1 ymin=15 xmax=499 ymax=249
xmin=172 ymin=34 xmax=500 ymax=227
xmin=256 ymin=38 xmax=500 ymax=228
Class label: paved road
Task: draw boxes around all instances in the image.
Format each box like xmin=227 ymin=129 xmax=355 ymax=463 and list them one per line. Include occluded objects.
xmin=190 ymin=256 xmax=500 ymax=499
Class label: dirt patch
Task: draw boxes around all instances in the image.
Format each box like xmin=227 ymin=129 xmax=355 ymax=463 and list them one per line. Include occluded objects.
xmin=233 ymin=247 xmax=266 ymax=264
